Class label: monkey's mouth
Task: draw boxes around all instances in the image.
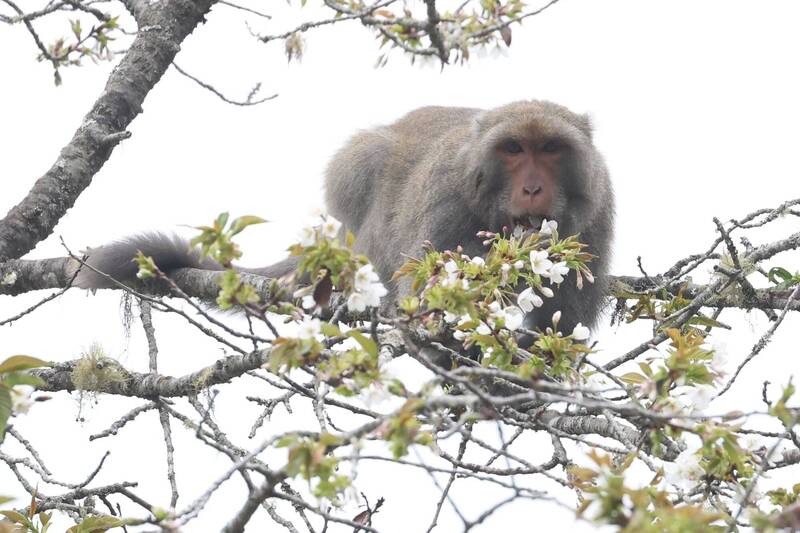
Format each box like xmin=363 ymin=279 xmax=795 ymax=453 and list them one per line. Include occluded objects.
xmin=510 ymin=214 xmax=545 ymax=236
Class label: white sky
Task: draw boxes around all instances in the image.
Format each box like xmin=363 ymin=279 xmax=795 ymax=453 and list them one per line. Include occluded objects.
xmin=1 ymin=0 xmax=799 ymax=531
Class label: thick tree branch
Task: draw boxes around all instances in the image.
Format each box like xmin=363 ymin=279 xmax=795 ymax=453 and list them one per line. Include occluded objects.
xmin=221 ymin=479 xmax=276 ymax=533
xmin=4 ymin=258 xmax=798 ymax=315
xmin=0 ymin=257 xmax=72 ymax=294
xmin=610 ymin=275 xmax=800 ymax=313
xmin=0 ymin=0 xmax=217 ymax=263
xmin=31 ymin=348 xmax=268 ymax=398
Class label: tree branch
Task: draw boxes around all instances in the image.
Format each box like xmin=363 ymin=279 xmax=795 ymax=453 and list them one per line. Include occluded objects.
xmin=0 ymin=0 xmax=217 ymax=262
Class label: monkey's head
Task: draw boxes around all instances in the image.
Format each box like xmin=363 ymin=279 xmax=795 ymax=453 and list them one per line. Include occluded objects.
xmin=461 ymin=100 xmax=608 ymax=237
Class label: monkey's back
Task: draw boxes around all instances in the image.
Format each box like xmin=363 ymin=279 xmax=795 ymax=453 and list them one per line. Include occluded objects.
xmin=324 ymin=106 xmax=482 ymax=284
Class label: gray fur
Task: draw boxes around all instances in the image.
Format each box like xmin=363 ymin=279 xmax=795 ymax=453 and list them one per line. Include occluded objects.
xmin=76 ymin=100 xmax=614 ymax=333
xmin=325 ymin=100 xmax=614 ymax=331
xmin=73 ymin=233 xmax=298 ymax=289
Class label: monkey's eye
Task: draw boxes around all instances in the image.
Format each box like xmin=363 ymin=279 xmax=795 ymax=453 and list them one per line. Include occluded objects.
xmin=540 ymin=139 xmax=564 ymax=153
xmin=499 ymin=140 xmax=524 ymax=154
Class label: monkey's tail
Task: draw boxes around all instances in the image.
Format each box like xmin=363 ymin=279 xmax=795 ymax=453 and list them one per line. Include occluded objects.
xmin=72 ymin=232 xmax=302 ymax=291
xmin=71 ymin=232 xmax=221 ymax=289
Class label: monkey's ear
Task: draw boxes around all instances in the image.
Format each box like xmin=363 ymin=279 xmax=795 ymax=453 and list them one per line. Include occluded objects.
xmin=470 ymin=111 xmax=488 ymax=137
xmin=576 ymin=113 xmax=594 ymax=140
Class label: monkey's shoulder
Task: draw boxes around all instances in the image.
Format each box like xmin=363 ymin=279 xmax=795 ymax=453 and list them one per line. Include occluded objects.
xmin=389 ymin=106 xmax=480 ymax=136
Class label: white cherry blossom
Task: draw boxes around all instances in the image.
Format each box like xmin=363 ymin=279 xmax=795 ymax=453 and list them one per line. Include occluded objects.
xmin=684 ymin=384 xmax=716 ymax=412
xmin=476 ymin=322 xmax=492 ymax=335
xmin=11 ymin=385 xmax=34 ymax=414
xmin=740 ymin=434 xmax=763 ymax=453
xmin=297 ymin=317 xmax=321 ymax=340
xmin=354 ymin=263 xmax=380 ymax=292
xmin=584 ymin=373 xmax=610 ymax=392
xmin=361 ymin=281 xmax=388 ymax=308
xmin=456 ymin=314 xmax=473 ymax=327
xmin=710 ymin=339 xmax=729 ymax=377
xmin=440 ymin=272 xmax=465 ymax=289
xmin=517 ymin=287 xmax=543 ymax=312
xmin=503 ymin=306 xmax=524 ymax=331
xmin=347 ymin=291 xmax=367 ymax=312
xmin=320 ymin=216 xmax=342 ymax=239
xmin=500 ymin=263 xmax=512 ymax=285
xmin=546 ymin=261 xmax=569 ymax=284
xmin=572 ymin=323 xmax=591 ymax=341
xmin=482 ymin=346 xmax=494 ymax=361
xmin=539 ymin=218 xmax=558 ymax=235
xmin=664 ymin=449 xmax=704 ymax=490
xmin=298 ymin=226 xmax=316 ymax=247
xmin=357 ymin=381 xmax=396 ymax=409
xmin=530 ymin=250 xmax=553 ymax=275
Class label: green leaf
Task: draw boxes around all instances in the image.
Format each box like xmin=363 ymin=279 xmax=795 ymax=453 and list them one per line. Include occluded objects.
xmin=151 ymin=507 xmax=170 ymax=521
xmin=334 ymin=385 xmax=355 ymax=397
xmin=2 ymin=372 xmax=46 ymax=388
xmin=387 ymin=379 xmax=407 ymax=397
xmin=70 ymin=19 xmax=82 ymax=39
xmin=346 ymin=331 xmax=378 ymax=359
xmin=275 ymin=435 xmax=298 ymax=448
xmin=214 ymin=212 xmax=230 ymax=231
xmin=687 ymin=316 xmax=726 ymax=329
xmin=133 ymin=252 xmax=158 ymax=280
xmin=768 ymin=266 xmax=794 ymax=284
xmin=398 ymin=296 xmax=420 ymax=315
xmin=0 ymin=509 xmax=31 ymax=526
xmin=619 ymin=372 xmax=647 ymax=385
xmin=67 ymin=515 xmax=124 ymax=532
xmin=568 ymin=466 xmax=598 ymax=482
xmin=0 ymin=387 xmax=11 ymax=442
xmin=229 ymin=215 xmax=267 ymax=236
xmin=767 ymin=266 xmax=800 ymax=289
xmin=0 ymin=355 xmax=50 ymax=374
xmin=318 ymin=432 xmax=342 ymax=447
xmin=320 ymin=323 xmax=342 ymax=338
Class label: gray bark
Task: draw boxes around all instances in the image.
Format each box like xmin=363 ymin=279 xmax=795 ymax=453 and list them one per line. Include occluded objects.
xmin=0 ymin=0 xmax=217 ymax=262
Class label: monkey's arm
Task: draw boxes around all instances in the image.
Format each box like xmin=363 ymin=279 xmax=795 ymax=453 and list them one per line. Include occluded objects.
xmin=73 ymin=233 xmax=298 ymax=289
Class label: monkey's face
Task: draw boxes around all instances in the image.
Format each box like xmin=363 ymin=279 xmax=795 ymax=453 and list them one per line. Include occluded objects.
xmin=466 ymin=102 xmax=597 ymax=237
xmin=470 ymin=133 xmax=572 ymax=236
xmin=495 ymin=137 xmax=564 ymax=229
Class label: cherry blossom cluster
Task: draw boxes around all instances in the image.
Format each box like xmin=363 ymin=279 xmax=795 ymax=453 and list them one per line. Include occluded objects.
xmin=297 ymin=214 xmax=343 ymax=246
xmin=292 ymin=214 xmax=388 ymax=313
xmin=347 ymin=263 xmax=388 ymax=312
xmin=430 ymin=219 xmax=594 ymax=341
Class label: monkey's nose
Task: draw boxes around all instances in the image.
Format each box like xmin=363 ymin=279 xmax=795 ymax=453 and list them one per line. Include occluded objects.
xmin=522 ymin=185 xmax=542 ymax=196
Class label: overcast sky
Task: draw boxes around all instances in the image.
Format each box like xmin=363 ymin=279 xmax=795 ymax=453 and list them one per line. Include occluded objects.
xmin=1 ymin=1 xmax=799 ymax=531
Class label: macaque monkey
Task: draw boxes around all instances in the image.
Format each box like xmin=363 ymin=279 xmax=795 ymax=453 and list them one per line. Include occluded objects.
xmin=76 ymin=100 xmax=614 ymax=332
